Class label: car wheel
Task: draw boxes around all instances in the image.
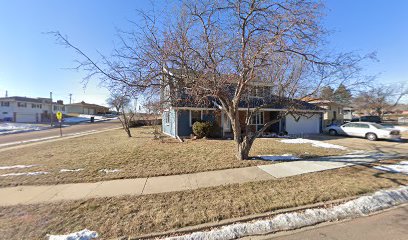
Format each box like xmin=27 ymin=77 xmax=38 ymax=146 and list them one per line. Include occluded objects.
xmin=329 ymin=129 xmax=337 ymax=136
xmin=366 ymin=133 xmax=377 ymax=141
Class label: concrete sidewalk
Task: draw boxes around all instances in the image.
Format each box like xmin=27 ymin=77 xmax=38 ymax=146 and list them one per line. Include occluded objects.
xmin=0 ymin=153 xmax=397 ymax=206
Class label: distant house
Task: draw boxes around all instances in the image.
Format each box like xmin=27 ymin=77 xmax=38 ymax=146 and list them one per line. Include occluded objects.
xmin=302 ymin=98 xmax=347 ymax=126
xmin=161 ymin=68 xmax=324 ymax=138
xmin=65 ymin=101 xmax=109 ymax=115
xmin=0 ymin=96 xmax=65 ymax=123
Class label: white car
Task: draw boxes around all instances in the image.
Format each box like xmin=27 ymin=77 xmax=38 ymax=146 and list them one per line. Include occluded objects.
xmin=325 ymin=122 xmax=401 ymax=141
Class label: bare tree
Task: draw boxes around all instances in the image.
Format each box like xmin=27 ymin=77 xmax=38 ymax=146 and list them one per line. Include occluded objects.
xmin=157 ymin=0 xmax=372 ymax=160
xmin=52 ymin=0 xmax=373 ymax=160
xmin=108 ymin=87 xmax=136 ymax=137
xmin=354 ymin=83 xmax=408 ymax=118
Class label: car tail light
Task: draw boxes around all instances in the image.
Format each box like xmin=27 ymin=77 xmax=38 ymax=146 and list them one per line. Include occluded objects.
xmin=390 ymin=130 xmax=400 ymax=135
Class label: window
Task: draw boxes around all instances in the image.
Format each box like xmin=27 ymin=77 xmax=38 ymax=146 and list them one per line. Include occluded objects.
xmin=190 ymin=110 xmax=202 ymax=126
xmin=1 ymin=101 xmax=10 ymax=107
xmin=251 ymin=112 xmax=264 ymax=125
xmin=17 ymin=102 xmax=27 ymax=108
xmin=164 ymin=111 xmax=170 ymax=125
xmin=355 ymin=123 xmax=369 ymax=128
xmin=32 ymin=103 xmax=42 ymax=108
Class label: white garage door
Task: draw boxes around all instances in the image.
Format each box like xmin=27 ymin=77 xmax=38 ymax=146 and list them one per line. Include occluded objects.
xmin=285 ymin=114 xmax=321 ymax=134
xmin=16 ymin=113 xmax=36 ymax=123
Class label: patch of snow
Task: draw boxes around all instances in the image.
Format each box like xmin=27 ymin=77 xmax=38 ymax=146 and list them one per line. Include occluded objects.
xmin=99 ymin=169 xmax=120 ymax=173
xmin=257 ymin=154 xmax=301 ymax=161
xmin=47 ymin=229 xmax=98 ymax=240
xmin=373 ymin=161 xmax=408 ymax=175
xmin=0 ymin=164 xmax=38 ymax=170
xmin=280 ymin=138 xmax=347 ymax=150
xmin=60 ymin=168 xmax=84 ymax=173
xmin=0 ymin=171 xmax=48 ymax=177
xmin=0 ymin=123 xmax=49 ymax=135
xmin=167 ymin=186 xmax=408 ymax=240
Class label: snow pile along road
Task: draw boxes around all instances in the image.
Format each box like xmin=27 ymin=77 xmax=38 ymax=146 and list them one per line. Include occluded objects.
xmin=374 ymin=161 xmax=408 ymax=175
xmin=0 ymin=123 xmax=49 ymax=135
xmin=166 ymin=186 xmax=408 ymax=240
xmin=280 ymin=138 xmax=347 ymax=150
xmin=0 ymin=164 xmax=37 ymax=170
xmin=47 ymin=229 xmax=98 ymax=240
xmin=0 ymin=171 xmax=48 ymax=177
xmin=257 ymin=154 xmax=301 ymax=161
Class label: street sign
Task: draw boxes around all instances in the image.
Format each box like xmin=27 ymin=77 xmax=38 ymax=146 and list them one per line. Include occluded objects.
xmin=56 ymin=111 xmax=63 ymax=137
xmin=56 ymin=111 xmax=63 ymax=121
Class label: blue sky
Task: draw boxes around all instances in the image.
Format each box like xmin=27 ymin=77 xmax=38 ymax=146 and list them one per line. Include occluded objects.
xmin=0 ymin=0 xmax=407 ymax=105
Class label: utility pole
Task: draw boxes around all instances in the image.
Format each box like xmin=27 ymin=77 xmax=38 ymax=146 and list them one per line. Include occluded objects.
xmin=50 ymin=92 xmax=53 ymax=127
xmin=5 ymin=90 xmax=8 ymax=97
xmin=69 ymin=93 xmax=72 ymax=104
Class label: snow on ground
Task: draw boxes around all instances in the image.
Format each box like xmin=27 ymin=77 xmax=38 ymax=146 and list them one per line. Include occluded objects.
xmin=0 ymin=164 xmax=38 ymax=170
xmin=167 ymin=186 xmax=408 ymax=240
xmin=257 ymin=154 xmax=301 ymax=161
xmin=373 ymin=161 xmax=408 ymax=175
xmin=0 ymin=123 xmax=49 ymax=135
xmin=0 ymin=171 xmax=48 ymax=177
xmin=280 ymin=138 xmax=347 ymax=150
xmin=47 ymin=229 xmax=98 ymax=240
xmin=60 ymin=168 xmax=84 ymax=173
xmin=99 ymin=169 xmax=121 ymax=173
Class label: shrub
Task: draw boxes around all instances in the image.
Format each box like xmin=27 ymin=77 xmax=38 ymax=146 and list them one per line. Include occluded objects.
xmin=192 ymin=121 xmax=212 ymax=138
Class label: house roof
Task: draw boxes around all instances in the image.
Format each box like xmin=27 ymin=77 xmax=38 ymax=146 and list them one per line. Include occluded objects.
xmin=172 ymin=95 xmax=323 ymax=111
xmin=0 ymin=96 xmax=46 ymax=103
xmin=65 ymin=101 xmax=109 ymax=109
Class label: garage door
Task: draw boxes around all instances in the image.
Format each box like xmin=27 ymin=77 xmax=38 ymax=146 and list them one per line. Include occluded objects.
xmin=15 ymin=113 xmax=36 ymax=123
xmin=285 ymin=114 xmax=321 ymax=134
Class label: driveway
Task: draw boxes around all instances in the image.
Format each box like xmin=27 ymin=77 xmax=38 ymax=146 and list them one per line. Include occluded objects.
xmin=307 ymin=134 xmax=408 ymax=156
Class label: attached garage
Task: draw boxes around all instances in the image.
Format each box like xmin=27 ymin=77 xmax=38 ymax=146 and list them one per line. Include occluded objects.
xmin=15 ymin=113 xmax=37 ymax=123
xmin=285 ymin=114 xmax=321 ymax=135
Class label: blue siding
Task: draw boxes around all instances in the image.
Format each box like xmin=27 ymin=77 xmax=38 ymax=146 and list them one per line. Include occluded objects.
xmin=177 ymin=110 xmax=192 ymax=136
xmin=162 ymin=110 xmax=177 ymax=137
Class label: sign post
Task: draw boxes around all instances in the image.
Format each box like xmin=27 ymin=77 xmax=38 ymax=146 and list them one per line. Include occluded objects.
xmin=56 ymin=111 xmax=63 ymax=137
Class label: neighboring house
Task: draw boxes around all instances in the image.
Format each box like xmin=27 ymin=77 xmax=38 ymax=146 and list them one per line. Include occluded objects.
xmin=161 ymin=68 xmax=324 ymax=138
xmin=0 ymin=96 xmax=65 ymax=123
xmin=302 ymin=98 xmax=346 ymax=126
xmin=343 ymin=107 xmax=354 ymax=122
xmin=65 ymin=101 xmax=109 ymax=115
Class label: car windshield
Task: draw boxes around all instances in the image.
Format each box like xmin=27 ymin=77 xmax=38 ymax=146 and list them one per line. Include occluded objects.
xmin=371 ymin=123 xmax=387 ymax=129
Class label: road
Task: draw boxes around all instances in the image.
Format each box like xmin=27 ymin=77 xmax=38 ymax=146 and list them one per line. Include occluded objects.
xmin=0 ymin=120 xmax=122 ymax=146
xmin=254 ymin=204 xmax=408 ymax=240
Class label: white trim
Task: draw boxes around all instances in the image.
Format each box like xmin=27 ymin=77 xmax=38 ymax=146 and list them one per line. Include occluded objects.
xmin=162 ymin=131 xmax=175 ymax=138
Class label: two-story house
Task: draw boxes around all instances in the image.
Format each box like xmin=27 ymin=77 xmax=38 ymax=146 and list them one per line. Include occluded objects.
xmin=0 ymin=96 xmax=65 ymax=123
xmin=161 ymin=68 xmax=324 ymax=138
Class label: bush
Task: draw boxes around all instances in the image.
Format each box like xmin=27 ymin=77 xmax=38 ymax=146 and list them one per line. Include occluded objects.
xmin=192 ymin=121 xmax=212 ymax=138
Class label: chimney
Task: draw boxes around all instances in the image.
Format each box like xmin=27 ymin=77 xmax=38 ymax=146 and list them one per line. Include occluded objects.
xmin=57 ymin=100 xmax=64 ymax=105
xmin=5 ymin=90 xmax=8 ymax=97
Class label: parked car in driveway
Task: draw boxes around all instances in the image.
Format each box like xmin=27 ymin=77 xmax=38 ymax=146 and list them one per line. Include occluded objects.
xmin=325 ymin=122 xmax=401 ymax=141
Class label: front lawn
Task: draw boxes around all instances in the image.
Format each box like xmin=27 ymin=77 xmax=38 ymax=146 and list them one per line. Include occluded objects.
xmin=0 ymin=127 xmax=347 ymax=187
xmin=0 ymin=164 xmax=407 ymax=239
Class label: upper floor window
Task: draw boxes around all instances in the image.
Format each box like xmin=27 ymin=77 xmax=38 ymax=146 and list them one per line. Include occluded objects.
xmin=17 ymin=102 xmax=27 ymax=108
xmin=31 ymin=104 xmax=42 ymax=109
xmin=1 ymin=101 xmax=10 ymax=107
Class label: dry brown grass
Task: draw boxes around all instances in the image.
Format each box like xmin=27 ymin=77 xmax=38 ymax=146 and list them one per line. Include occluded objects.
xmin=0 ymin=127 xmax=346 ymax=187
xmin=0 ymin=164 xmax=407 ymax=240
